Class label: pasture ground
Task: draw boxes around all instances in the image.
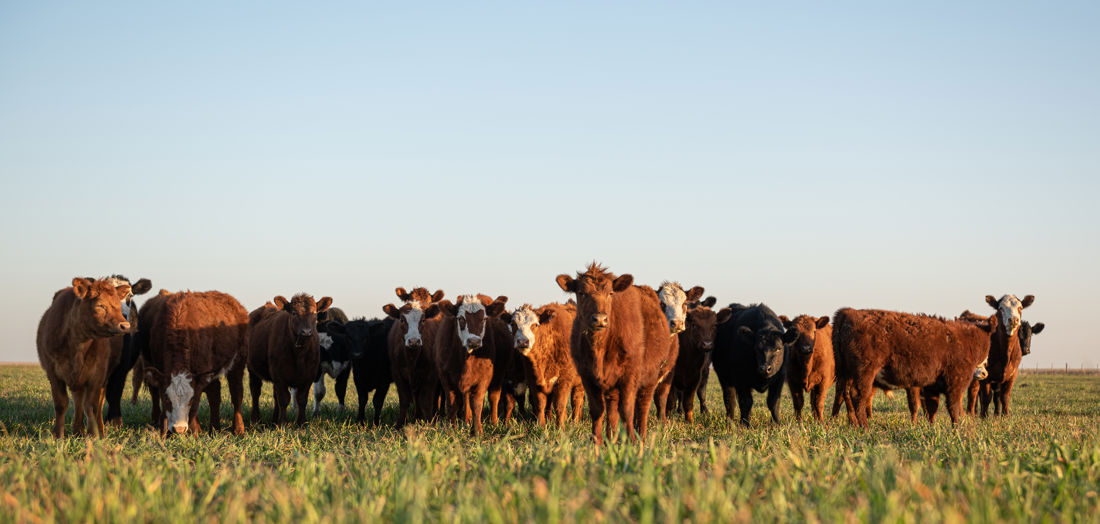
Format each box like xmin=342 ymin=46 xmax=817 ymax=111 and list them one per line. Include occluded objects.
xmin=1 ymin=364 xmax=1098 ymax=523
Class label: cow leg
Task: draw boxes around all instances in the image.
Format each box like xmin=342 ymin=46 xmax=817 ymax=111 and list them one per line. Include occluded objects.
xmin=571 ymin=386 xmax=585 ymax=424
xmin=697 ymin=369 xmax=710 ymax=416
xmin=945 ymin=381 xmax=966 ymax=425
xmin=501 ymin=390 xmax=516 ymax=424
xmin=906 ymin=388 xmax=921 ymax=423
xmin=72 ymin=387 xmax=87 ymax=437
xmin=294 ymin=386 xmax=309 ymax=426
xmin=552 ymin=389 xmax=569 ymax=427
xmin=790 ymin=387 xmax=805 ymax=422
xmin=965 ymin=379 xmax=979 ymax=415
xmin=205 ymin=379 xmax=222 ymax=433
xmin=534 ymin=391 xmax=549 ymax=427
xmin=735 ymin=388 xmax=754 ymax=427
xmin=631 ymin=387 xmax=653 ymax=441
xmin=850 ymin=374 xmax=876 ymax=428
xmin=249 ymin=373 xmax=263 ymax=425
xmin=487 ymin=387 xmax=502 ymax=425
xmin=470 ymin=387 xmax=488 ymax=437
xmin=150 ymin=386 xmax=163 ymax=430
xmin=766 ymin=382 xmax=782 ymax=425
xmin=372 ymin=387 xmax=388 ymax=426
xmin=227 ymin=367 xmax=245 ymax=436
xmin=586 ymin=386 xmax=606 ymax=446
xmin=921 ymin=390 xmax=940 ymax=424
xmin=604 ymin=390 xmax=621 ymax=443
xmin=131 ymin=357 xmax=144 ymax=405
xmin=104 ymin=362 xmax=130 ymax=426
xmin=273 ymin=384 xmax=290 ymax=426
xmin=415 ymin=382 xmax=438 ymax=422
xmin=394 ymin=379 xmax=412 ymax=427
xmin=811 ymin=384 xmax=827 ymax=422
xmin=90 ymin=387 xmax=107 ymax=438
xmin=653 ymin=381 xmax=672 ymax=423
xmin=312 ymin=376 xmax=326 ymax=416
xmin=335 ymin=367 xmax=350 ymax=413
xmin=49 ymin=378 xmax=69 ymax=439
xmin=999 ymin=381 xmax=1014 ymax=416
xmin=978 ymin=383 xmax=992 ymax=418
xmin=682 ymin=386 xmax=697 ymax=424
xmin=721 ymin=386 xmax=738 ymax=422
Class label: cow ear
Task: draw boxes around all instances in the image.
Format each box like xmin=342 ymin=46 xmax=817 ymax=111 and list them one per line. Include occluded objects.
xmin=736 ymin=326 xmax=753 ymax=342
xmin=816 ymin=316 xmax=831 ymax=329
xmin=130 ymin=278 xmax=153 ymax=295
xmin=1031 ymin=322 xmax=1045 ymax=334
xmin=716 ymin=308 xmax=733 ymax=325
xmin=539 ymin=310 xmax=556 ymax=324
xmin=431 ymin=290 xmax=445 ymax=302
xmin=1020 ymin=295 xmax=1035 ymax=309
xmin=395 ymin=287 xmax=411 ymax=302
xmin=71 ymin=277 xmax=94 ymax=299
xmin=556 ymin=274 xmax=576 ymax=293
xmin=316 ymin=297 xmax=333 ymax=313
xmin=499 ymin=312 xmax=513 ymax=325
xmin=274 ymin=296 xmax=290 ymax=310
xmin=782 ymin=329 xmax=800 ymax=344
xmin=778 ymin=315 xmax=791 ymax=328
xmin=702 ymin=296 xmax=717 ymax=308
xmin=477 ymin=295 xmax=494 ymax=307
xmin=114 ymin=283 xmax=132 ymax=299
xmin=143 ymin=367 xmax=164 ymax=388
xmin=486 ymin=300 xmax=506 ymax=317
xmin=612 ymin=274 xmax=633 ymax=292
xmin=979 ymin=315 xmax=997 ymax=333
xmin=382 ymin=304 xmax=401 ymax=319
xmin=495 ymin=296 xmax=508 ymax=306
xmin=686 ymin=286 xmax=705 ymax=302
xmin=985 ymin=295 xmax=998 ymax=309
xmin=443 ymin=300 xmax=459 ymax=316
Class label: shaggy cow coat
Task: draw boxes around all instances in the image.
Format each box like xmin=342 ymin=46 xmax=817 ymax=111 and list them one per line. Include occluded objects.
xmin=502 ymin=302 xmax=584 ymax=426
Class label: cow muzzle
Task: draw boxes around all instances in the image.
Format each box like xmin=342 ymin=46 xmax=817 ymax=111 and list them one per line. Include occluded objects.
xmin=466 ymin=335 xmax=482 ymax=352
xmin=405 ymin=337 xmax=422 ymax=349
xmin=171 ymin=423 xmax=189 ymax=434
xmin=670 ymin=320 xmax=685 ymax=334
xmin=112 ymin=321 xmax=131 ymax=334
xmin=701 ymin=341 xmax=713 ymax=351
xmin=298 ymin=328 xmax=314 ymax=337
xmin=589 ymin=313 xmax=609 ymax=331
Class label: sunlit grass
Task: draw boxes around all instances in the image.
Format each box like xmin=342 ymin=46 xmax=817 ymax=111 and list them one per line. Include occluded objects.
xmin=1 ymin=365 xmax=1098 ymax=522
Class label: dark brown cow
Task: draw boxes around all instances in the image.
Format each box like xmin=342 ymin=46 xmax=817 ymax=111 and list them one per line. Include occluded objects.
xmin=833 ymin=308 xmax=995 ymax=427
xmin=36 ymin=278 xmax=133 ymax=438
xmin=141 ymin=291 xmax=249 ymax=435
xmin=501 ymin=303 xmax=584 ymax=426
xmin=556 ymin=263 xmax=674 ymax=445
xmin=969 ymin=295 xmax=1035 ymax=417
xmin=666 ymin=297 xmax=732 ymax=423
xmin=432 ymin=294 xmax=511 ymax=436
xmin=383 ymin=286 xmax=445 ymax=426
xmin=248 ymin=293 xmax=332 ymax=426
xmin=780 ymin=315 xmax=834 ymax=422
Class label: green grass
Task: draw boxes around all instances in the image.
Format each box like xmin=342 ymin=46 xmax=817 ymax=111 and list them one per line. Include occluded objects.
xmin=1 ymin=365 xmax=1098 ymax=523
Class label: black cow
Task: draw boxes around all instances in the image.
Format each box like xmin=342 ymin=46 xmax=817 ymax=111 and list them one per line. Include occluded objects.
xmin=102 ymin=275 xmax=153 ymax=425
xmin=312 ymin=321 xmax=355 ymax=415
xmin=711 ymin=303 xmax=797 ymax=426
xmin=352 ymin=317 xmax=394 ymax=425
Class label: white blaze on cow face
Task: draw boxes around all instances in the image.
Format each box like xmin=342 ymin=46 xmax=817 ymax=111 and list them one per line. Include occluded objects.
xmin=166 ymin=373 xmax=194 ymax=433
xmin=995 ymin=295 xmax=1025 ymax=336
xmin=401 ymin=302 xmax=425 ymax=348
xmin=511 ymin=306 xmax=540 ymax=355
xmin=657 ymin=283 xmax=688 ymax=334
xmin=456 ymin=295 xmax=487 ymax=352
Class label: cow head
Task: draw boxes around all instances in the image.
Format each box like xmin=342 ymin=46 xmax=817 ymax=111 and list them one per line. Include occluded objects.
xmin=383 ymin=301 xmax=430 ymax=349
xmin=778 ymin=315 xmax=830 ymax=358
xmin=71 ymin=277 xmax=133 ymax=337
xmin=103 ymin=275 xmax=152 ymax=326
xmin=503 ymin=304 xmax=555 ymax=355
xmin=657 ymin=282 xmax=704 ymax=335
xmin=985 ymin=294 xmax=1034 ymax=337
xmin=738 ymin=322 xmax=795 ymax=379
xmin=1018 ymin=321 xmax=1044 ymax=356
xmin=395 ymin=287 xmax=445 ymax=306
xmin=273 ymin=293 xmax=332 ymax=338
xmin=556 ymin=263 xmax=632 ymax=335
xmin=143 ymin=366 xmax=220 ymax=435
xmin=685 ymin=305 xmax=732 ymax=352
xmin=443 ymin=294 xmax=507 ymax=353
xmin=317 ymin=321 xmax=352 ymax=377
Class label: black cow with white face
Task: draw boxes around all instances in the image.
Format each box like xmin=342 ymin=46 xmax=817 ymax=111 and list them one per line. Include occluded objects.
xmin=711 ymin=303 xmax=797 ymax=426
xmin=102 ymin=274 xmax=153 ymax=425
xmin=312 ymin=321 xmax=355 ymax=415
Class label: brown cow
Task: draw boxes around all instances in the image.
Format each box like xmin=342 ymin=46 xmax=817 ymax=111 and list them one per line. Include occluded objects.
xmin=556 ymin=263 xmax=674 ymax=445
xmin=141 ymin=291 xmax=249 ymax=435
xmin=971 ymin=295 xmax=1035 ymax=417
xmin=501 ymin=303 xmax=584 ymax=426
xmin=36 ymin=278 xmax=133 ymax=438
xmin=833 ymin=308 xmax=995 ymax=427
xmin=248 ymin=293 xmax=332 ymax=426
xmin=665 ymin=297 xmax=732 ymax=423
xmin=431 ymin=294 xmax=511 ymax=436
xmin=780 ymin=315 xmax=834 ymax=422
xmin=383 ymin=286 xmax=446 ymax=426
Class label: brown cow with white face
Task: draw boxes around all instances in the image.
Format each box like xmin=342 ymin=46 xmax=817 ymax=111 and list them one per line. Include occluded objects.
xmin=501 ymin=303 xmax=584 ymax=426
xmin=248 ymin=293 xmax=333 ymax=426
xmin=37 ymin=277 xmax=133 ymax=438
xmin=657 ymin=282 xmax=705 ymax=335
xmin=431 ymin=294 xmax=512 ymax=436
xmin=556 ymin=263 xmax=675 ymax=445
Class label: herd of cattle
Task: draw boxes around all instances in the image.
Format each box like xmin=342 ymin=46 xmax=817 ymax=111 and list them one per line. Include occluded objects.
xmin=34 ymin=263 xmax=1044 ymax=444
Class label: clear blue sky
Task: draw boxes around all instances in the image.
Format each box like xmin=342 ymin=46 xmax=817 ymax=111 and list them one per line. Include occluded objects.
xmin=2 ymin=2 xmax=1097 ymax=366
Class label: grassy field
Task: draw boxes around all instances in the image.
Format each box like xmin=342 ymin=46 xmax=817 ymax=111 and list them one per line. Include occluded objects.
xmin=1 ymin=365 xmax=1098 ymax=523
